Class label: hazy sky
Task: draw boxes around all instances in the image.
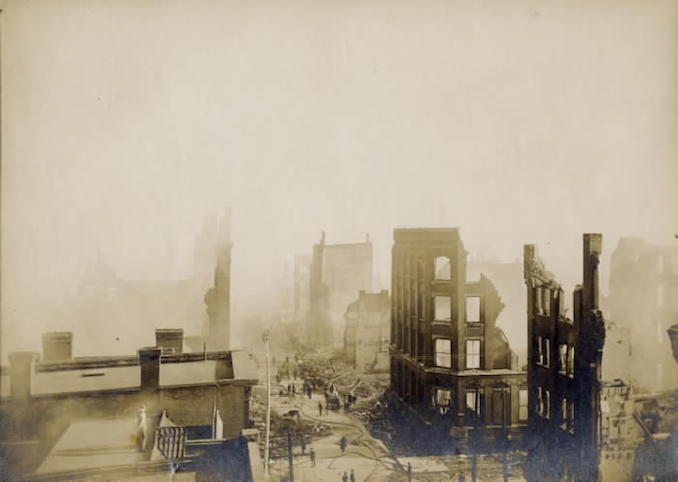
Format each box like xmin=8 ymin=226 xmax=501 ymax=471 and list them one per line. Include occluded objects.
xmin=2 ymin=0 xmax=677 ymax=356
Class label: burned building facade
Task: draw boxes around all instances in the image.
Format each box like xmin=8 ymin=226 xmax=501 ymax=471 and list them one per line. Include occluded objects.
xmin=343 ymin=290 xmax=391 ymax=373
xmin=307 ymin=232 xmax=373 ymax=346
xmin=523 ymin=234 xmax=606 ymax=481
xmin=609 ymin=238 xmax=678 ymax=393
xmin=389 ymin=228 xmax=526 ymax=453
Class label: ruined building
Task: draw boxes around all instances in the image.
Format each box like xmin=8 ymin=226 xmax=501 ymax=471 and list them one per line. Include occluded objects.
xmin=307 ymin=232 xmax=373 ymax=346
xmin=203 ymin=210 xmax=233 ymax=351
xmin=609 ymin=238 xmax=678 ymax=393
xmin=389 ymin=228 xmax=526 ymax=453
xmin=343 ymin=290 xmax=390 ymax=373
xmin=523 ymin=234 xmax=606 ymax=481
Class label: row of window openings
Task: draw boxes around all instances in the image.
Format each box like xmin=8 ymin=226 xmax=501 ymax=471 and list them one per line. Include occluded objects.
xmin=432 ymin=388 xmax=529 ymax=422
xmin=536 ymin=337 xmax=575 ymax=377
xmin=536 ymin=387 xmax=575 ymax=433
xmin=394 ymin=295 xmax=481 ymax=323
xmin=435 ymin=338 xmax=481 ymax=369
xmin=396 ymin=256 xmax=453 ymax=279
xmin=434 ymin=296 xmax=481 ymax=322
xmin=533 ymin=286 xmax=568 ymax=318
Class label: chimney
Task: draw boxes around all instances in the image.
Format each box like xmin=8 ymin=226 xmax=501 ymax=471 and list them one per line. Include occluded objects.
xmin=138 ymin=347 xmax=162 ymax=393
xmin=9 ymin=352 xmax=37 ymax=401
xmin=155 ymin=329 xmax=183 ymax=355
xmin=669 ymin=325 xmax=678 ymax=364
xmin=583 ymin=234 xmax=602 ymax=311
xmin=320 ymin=231 xmax=326 ymax=245
xmin=42 ymin=332 xmax=73 ymax=361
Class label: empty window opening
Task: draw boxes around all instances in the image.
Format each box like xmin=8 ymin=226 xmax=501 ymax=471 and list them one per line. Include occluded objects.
xmin=466 ymin=296 xmax=481 ymax=323
xmin=434 ymin=296 xmax=451 ymax=322
xmin=567 ymin=347 xmax=575 ymax=377
xmin=559 ymin=344 xmax=567 ymax=374
xmin=542 ymin=288 xmax=551 ymax=316
xmin=433 ymin=388 xmax=452 ymax=414
xmin=542 ymin=338 xmax=551 ymax=368
xmin=466 ymin=389 xmax=481 ymax=416
xmin=466 ymin=339 xmax=481 ymax=369
xmin=434 ymin=256 xmax=452 ymax=280
xmin=435 ymin=338 xmax=452 ymax=368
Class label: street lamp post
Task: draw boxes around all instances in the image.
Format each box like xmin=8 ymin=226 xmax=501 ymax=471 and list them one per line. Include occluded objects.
xmin=263 ymin=330 xmax=271 ymax=475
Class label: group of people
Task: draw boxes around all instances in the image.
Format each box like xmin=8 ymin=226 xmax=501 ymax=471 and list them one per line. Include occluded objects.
xmin=341 ymin=469 xmax=357 ymax=482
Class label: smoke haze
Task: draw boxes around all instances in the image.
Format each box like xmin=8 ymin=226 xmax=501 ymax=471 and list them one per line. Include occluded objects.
xmin=2 ymin=0 xmax=677 ymax=360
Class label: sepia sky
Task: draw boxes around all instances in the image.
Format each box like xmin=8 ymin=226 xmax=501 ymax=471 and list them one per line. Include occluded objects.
xmin=2 ymin=0 xmax=677 ymax=356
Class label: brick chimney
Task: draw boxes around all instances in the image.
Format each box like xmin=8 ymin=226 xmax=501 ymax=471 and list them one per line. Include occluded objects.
xmin=42 ymin=332 xmax=73 ymax=361
xmin=8 ymin=352 xmax=37 ymax=401
xmin=137 ymin=347 xmax=162 ymax=393
xmin=155 ymin=329 xmax=183 ymax=355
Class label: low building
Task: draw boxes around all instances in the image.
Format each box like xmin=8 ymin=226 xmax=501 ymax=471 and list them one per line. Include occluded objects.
xmin=0 ymin=330 xmax=259 ymax=480
xmin=344 ymin=290 xmax=391 ymax=373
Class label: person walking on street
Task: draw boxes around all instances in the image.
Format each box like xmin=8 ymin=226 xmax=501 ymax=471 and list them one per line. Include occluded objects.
xmin=310 ymin=447 xmax=316 ymax=467
xmin=350 ymin=469 xmax=356 ymax=482
xmin=318 ymin=401 xmax=323 ymax=417
xmin=342 ymin=471 xmax=349 ymax=482
xmin=339 ymin=436 xmax=348 ymax=454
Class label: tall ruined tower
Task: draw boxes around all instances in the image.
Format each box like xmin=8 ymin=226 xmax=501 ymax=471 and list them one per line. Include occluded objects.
xmin=307 ymin=232 xmax=332 ymax=345
xmin=204 ymin=209 xmax=232 ymax=350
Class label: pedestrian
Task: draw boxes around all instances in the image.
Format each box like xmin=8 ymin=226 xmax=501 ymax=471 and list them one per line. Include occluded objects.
xmin=136 ymin=405 xmax=148 ymax=451
xmin=339 ymin=436 xmax=348 ymax=454
xmin=318 ymin=401 xmax=323 ymax=417
xmin=292 ymin=383 xmax=296 ymax=395
xmin=301 ymin=437 xmax=306 ymax=454
xmin=310 ymin=447 xmax=316 ymax=467
xmin=287 ymin=383 xmax=291 ymax=393
xmin=342 ymin=471 xmax=349 ymax=482
xmin=350 ymin=469 xmax=356 ymax=482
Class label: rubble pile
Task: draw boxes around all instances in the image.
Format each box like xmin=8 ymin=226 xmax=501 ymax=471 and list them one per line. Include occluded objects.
xmin=250 ymin=386 xmax=331 ymax=444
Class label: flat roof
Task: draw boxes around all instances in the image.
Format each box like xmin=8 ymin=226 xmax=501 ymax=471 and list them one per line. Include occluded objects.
xmin=23 ymin=350 xmax=257 ymax=397
xmin=35 ymin=418 xmax=142 ymax=475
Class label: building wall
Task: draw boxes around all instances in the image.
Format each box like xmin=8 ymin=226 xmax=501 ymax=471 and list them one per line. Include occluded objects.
xmin=523 ymin=234 xmax=606 ymax=481
xmin=389 ymin=228 xmax=526 ymax=450
xmin=599 ymin=382 xmax=645 ymax=482
xmin=307 ymin=233 xmax=373 ymax=346
xmin=609 ymin=238 xmax=678 ymax=393
xmin=344 ymin=290 xmax=390 ymax=373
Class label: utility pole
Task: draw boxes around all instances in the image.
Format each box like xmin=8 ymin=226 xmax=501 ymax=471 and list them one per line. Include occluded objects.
xmin=287 ymin=427 xmax=295 ymax=482
xmin=263 ymin=330 xmax=271 ymax=475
